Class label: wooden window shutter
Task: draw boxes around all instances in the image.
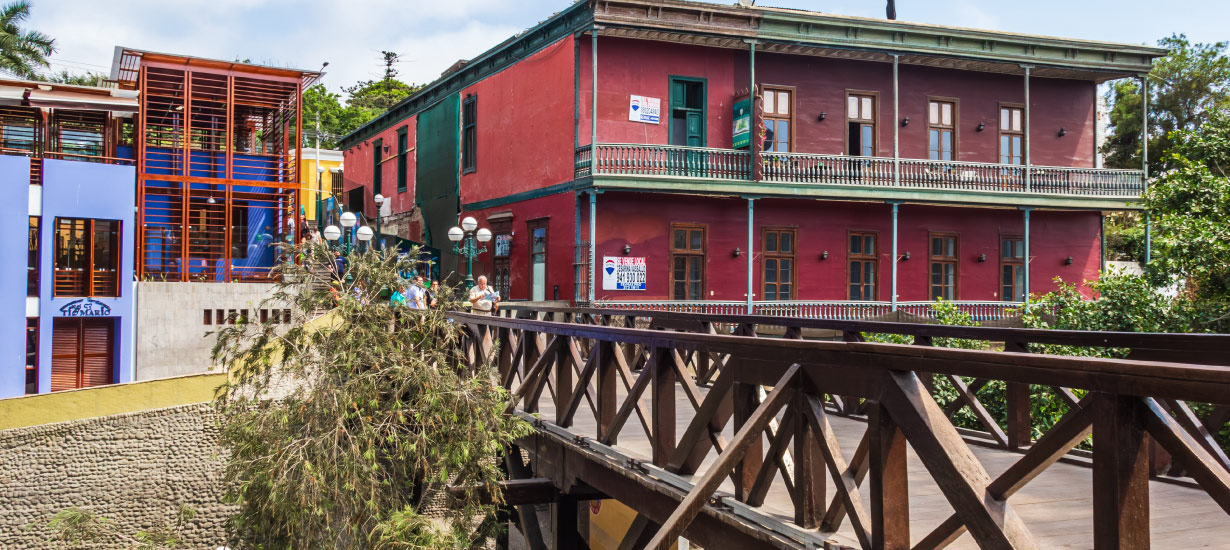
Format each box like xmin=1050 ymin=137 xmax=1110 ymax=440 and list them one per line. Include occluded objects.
xmin=81 ymin=319 xmax=114 ymax=388
xmin=50 ymin=319 xmax=81 ymax=392
xmin=49 ymin=318 xmax=113 ymax=391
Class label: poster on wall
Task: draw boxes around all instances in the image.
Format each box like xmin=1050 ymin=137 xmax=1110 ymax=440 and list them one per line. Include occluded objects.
xmin=628 ymin=95 xmax=661 ymax=124
xmin=732 ymin=97 xmax=751 ymax=149
xmin=602 ymin=256 xmax=647 ymax=291
xmin=494 ymin=234 xmax=511 ymax=257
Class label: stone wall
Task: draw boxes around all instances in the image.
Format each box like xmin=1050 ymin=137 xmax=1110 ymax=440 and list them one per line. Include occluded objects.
xmin=0 ymin=403 xmax=231 ymax=548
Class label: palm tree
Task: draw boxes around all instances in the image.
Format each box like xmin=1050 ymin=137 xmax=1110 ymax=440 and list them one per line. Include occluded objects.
xmin=0 ymin=1 xmax=53 ymax=79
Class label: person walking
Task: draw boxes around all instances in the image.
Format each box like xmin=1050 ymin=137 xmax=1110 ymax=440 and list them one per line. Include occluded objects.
xmin=467 ymin=275 xmax=500 ymax=314
xmin=426 ymin=280 xmax=441 ymax=309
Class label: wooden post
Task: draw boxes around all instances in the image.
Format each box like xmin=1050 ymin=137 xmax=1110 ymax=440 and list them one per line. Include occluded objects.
xmin=552 ymin=495 xmax=580 ymax=550
xmin=732 ymin=381 xmax=763 ymax=500
xmin=596 ymin=341 xmax=617 ymax=441
xmin=1006 ymin=382 xmax=1032 ymax=450
xmin=651 ymin=347 xmax=677 ymax=465
xmin=555 ymin=338 xmax=574 ymax=426
xmin=1093 ymin=393 xmax=1151 ymax=549
xmin=522 ymin=331 xmax=542 ymax=413
xmin=794 ymin=390 xmax=825 ymax=529
xmin=869 ymin=401 xmax=909 ymax=550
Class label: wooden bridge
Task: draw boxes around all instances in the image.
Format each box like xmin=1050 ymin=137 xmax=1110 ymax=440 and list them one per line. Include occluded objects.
xmin=450 ymin=306 xmax=1230 ymax=550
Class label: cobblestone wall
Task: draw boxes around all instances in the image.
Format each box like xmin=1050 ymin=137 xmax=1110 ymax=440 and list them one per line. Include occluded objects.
xmin=0 ymin=403 xmax=232 ymax=548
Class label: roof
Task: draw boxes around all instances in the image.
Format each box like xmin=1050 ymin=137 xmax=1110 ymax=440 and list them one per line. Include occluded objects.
xmin=0 ymin=77 xmax=139 ymax=112
xmin=109 ymin=46 xmax=323 ymax=88
xmin=340 ymin=0 xmax=1168 ymax=148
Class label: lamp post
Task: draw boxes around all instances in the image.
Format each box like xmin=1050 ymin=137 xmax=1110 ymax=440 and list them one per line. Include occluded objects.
xmin=316 ymin=166 xmax=325 ymax=234
xmin=373 ymin=193 xmax=385 ymax=250
xmin=356 ymin=225 xmax=374 ymax=251
xmin=339 ymin=211 xmax=357 ymax=254
xmin=448 ymin=216 xmax=492 ymax=289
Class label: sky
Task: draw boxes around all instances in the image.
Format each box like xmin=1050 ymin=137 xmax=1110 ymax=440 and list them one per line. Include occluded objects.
xmin=27 ymin=0 xmax=1228 ymax=95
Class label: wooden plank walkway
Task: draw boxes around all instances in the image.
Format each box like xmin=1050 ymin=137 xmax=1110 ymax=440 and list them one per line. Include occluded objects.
xmin=537 ymin=385 xmax=1230 ymax=549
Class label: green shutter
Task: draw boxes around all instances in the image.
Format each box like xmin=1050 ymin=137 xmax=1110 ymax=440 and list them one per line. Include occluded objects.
xmin=415 ymin=94 xmax=462 ymax=275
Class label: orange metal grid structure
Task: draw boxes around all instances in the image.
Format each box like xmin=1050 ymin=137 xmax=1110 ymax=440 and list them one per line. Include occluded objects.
xmin=122 ymin=52 xmax=311 ymax=283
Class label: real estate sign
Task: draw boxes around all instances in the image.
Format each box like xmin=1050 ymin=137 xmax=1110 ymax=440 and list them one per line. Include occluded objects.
xmin=628 ymin=95 xmax=661 ymax=124
xmin=602 ymin=256 xmax=647 ymax=291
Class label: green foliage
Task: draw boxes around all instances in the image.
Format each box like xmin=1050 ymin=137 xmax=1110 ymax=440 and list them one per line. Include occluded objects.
xmin=36 ymin=505 xmax=196 ymax=549
xmin=212 ymin=241 xmax=529 ymax=549
xmin=31 ymin=68 xmax=107 ymax=86
xmin=0 ymin=0 xmax=54 ymax=79
xmin=1102 ymin=34 xmax=1230 ymax=174
xmin=301 ymin=50 xmax=424 ymax=148
xmin=1103 ymin=212 xmax=1147 ymax=262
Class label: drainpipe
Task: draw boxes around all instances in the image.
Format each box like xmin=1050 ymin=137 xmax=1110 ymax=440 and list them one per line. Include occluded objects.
xmin=1023 ymin=208 xmax=1032 ymax=306
xmin=747 ymin=198 xmax=754 ymax=313
xmin=890 ymin=202 xmax=899 ymax=312
xmin=1023 ymin=65 xmax=1032 ymax=192
xmin=589 ymin=191 xmax=597 ymax=304
xmin=893 ymin=54 xmax=900 ymax=186
xmin=1141 ymin=74 xmax=1151 ymax=265
xmin=575 ymin=193 xmax=582 ymax=302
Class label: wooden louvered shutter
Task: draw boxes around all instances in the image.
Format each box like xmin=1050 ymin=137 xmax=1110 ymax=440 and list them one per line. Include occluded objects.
xmin=81 ymin=319 xmax=113 ymax=388
xmin=51 ymin=319 xmax=82 ymax=391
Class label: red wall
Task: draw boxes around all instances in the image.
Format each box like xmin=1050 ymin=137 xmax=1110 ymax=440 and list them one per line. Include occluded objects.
xmin=580 ymin=37 xmax=745 ymax=148
xmin=460 ymin=36 xmax=576 ymax=204
xmin=342 ymin=113 xmax=418 ymax=218
xmin=464 ymin=192 xmax=579 ymax=301
xmin=586 ymin=192 xmax=1099 ymax=302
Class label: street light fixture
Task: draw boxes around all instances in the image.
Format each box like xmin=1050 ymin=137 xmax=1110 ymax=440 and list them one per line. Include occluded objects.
xmin=323 ymin=225 xmax=342 ymax=242
xmin=449 ymin=217 xmax=489 ymax=289
xmin=373 ymin=194 xmax=385 ymax=250
xmin=356 ymin=226 xmax=374 ymax=249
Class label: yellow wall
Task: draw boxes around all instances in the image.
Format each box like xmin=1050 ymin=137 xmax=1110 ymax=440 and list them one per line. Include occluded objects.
xmin=299 ymin=150 xmax=344 ymax=222
xmin=0 ymin=373 xmax=225 ymax=431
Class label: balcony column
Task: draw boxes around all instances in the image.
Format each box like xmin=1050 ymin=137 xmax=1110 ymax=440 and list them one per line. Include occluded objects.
xmin=1022 ymin=65 xmax=1033 ymax=192
xmin=746 ymin=197 xmax=755 ymax=312
xmin=1100 ymin=212 xmax=1106 ymax=275
xmin=591 ymin=27 xmax=599 ymax=149
xmin=893 ymin=54 xmax=900 ymax=186
xmin=748 ymin=39 xmax=759 ymax=181
xmin=575 ymin=192 xmax=583 ymax=302
xmin=589 ymin=190 xmax=598 ymax=304
xmin=1141 ymin=74 xmax=1152 ymax=265
xmin=890 ymin=201 xmax=900 ymax=312
xmin=1023 ymin=207 xmax=1032 ymax=305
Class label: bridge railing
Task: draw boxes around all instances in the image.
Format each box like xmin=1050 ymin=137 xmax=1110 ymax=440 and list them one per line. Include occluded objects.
xmin=592 ymin=299 xmax=1022 ymax=323
xmin=454 ymin=307 xmax=1230 ymax=550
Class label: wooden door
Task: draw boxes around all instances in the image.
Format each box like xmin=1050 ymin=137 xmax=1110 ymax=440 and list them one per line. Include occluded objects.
xmin=50 ymin=318 xmax=114 ymax=391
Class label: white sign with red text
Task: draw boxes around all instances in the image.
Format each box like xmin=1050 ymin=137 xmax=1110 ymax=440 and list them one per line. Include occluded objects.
xmin=602 ymin=256 xmax=647 ymax=291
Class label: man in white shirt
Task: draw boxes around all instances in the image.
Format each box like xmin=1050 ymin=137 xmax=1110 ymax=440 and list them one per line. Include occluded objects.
xmin=467 ymin=275 xmax=499 ymax=314
xmin=406 ymin=277 xmax=426 ymax=310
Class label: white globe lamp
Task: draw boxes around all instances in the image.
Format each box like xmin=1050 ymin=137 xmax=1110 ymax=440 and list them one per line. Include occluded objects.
xmin=461 ymin=216 xmax=478 ymax=232
xmin=447 ymin=226 xmax=465 ymax=242
xmin=340 ymin=211 xmax=357 ymax=228
xmin=356 ymin=226 xmax=374 ymax=242
xmin=323 ymin=225 xmax=342 ymax=241
xmin=476 ymin=228 xmax=492 ymax=243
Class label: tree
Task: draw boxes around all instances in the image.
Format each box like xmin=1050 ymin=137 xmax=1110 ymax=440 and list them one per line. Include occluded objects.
xmin=32 ymin=69 xmax=107 ymax=87
xmin=0 ymin=0 xmax=54 ymax=79
xmin=302 ymin=84 xmax=372 ymax=149
xmin=211 ymin=242 xmax=529 ymax=548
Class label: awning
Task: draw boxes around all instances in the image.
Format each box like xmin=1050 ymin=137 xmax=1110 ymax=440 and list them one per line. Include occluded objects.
xmin=27 ymin=89 xmax=138 ymax=113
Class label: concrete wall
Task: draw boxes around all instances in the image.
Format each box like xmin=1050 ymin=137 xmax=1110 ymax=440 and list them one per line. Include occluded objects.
xmin=0 ymin=372 xmax=226 ymax=431
xmin=37 ymin=158 xmax=138 ymax=394
xmin=135 ymin=281 xmax=280 ymax=380
xmin=0 ymin=403 xmax=231 ymax=548
xmin=0 ymin=155 xmax=30 ymax=398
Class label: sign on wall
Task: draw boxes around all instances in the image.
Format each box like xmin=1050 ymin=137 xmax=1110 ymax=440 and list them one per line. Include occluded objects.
xmin=732 ymin=97 xmax=751 ymax=149
xmin=602 ymin=256 xmax=647 ymax=291
xmin=628 ymin=95 xmax=661 ymax=124
xmin=59 ymin=298 xmax=112 ymax=317
xmin=494 ymin=234 xmax=512 ymax=257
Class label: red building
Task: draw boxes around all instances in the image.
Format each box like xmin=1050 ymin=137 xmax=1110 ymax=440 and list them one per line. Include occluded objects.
xmin=340 ymin=0 xmax=1164 ymax=319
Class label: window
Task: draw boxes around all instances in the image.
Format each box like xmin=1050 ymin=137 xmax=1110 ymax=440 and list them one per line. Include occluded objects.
xmin=28 ymin=217 xmax=39 ymax=297
xmin=50 ymin=110 xmax=106 ymax=158
xmin=1001 ymin=236 xmax=1025 ymax=302
xmin=848 ymin=232 xmax=877 ymax=301
xmin=26 ymin=318 xmax=37 ymax=394
xmin=462 ymin=95 xmax=477 ymax=173
xmin=762 ymin=86 xmax=793 ymax=152
xmin=229 ymin=204 xmax=249 ymax=260
xmin=669 ymin=78 xmax=706 ymax=147
xmin=51 ymin=318 xmax=114 ymax=392
xmin=670 ymin=223 xmax=706 ymax=301
xmin=847 ymin=93 xmax=876 ymax=157
xmin=762 ymin=228 xmax=796 ymax=300
xmin=928 ymin=99 xmax=956 ymax=161
xmin=331 ymin=168 xmax=344 ymax=201
xmin=930 ymin=233 xmax=958 ymax=300
xmin=372 ymin=138 xmax=383 ymax=195
xmin=999 ymin=105 xmax=1024 ymax=165
xmin=54 ymin=218 xmax=120 ymax=298
xmin=396 ymin=126 xmax=409 ymax=192
xmin=528 ymin=220 xmax=548 ymax=301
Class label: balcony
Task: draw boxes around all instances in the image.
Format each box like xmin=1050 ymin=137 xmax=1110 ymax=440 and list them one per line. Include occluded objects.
xmin=592 ymin=299 xmax=1022 ymax=323
xmin=575 ymin=144 xmax=1145 ymax=204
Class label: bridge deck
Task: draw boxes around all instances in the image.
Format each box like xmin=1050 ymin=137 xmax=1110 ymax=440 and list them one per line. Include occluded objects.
xmin=538 ymin=385 xmax=1230 ymax=549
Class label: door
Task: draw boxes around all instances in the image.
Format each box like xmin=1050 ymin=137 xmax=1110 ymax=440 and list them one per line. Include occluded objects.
xmin=669 ymin=77 xmax=706 ymax=176
xmin=51 ymin=317 xmax=114 ymax=391
xmin=529 ymin=221 xmax=547 ymax=301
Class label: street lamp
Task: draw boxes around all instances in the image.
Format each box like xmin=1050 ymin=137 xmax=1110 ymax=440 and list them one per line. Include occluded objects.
xmin=449 ymin=216 xmax=492 ymax=289
xmin=373 ymin=194 xmax=385 ymax=250
xmin=356 ymin=225 xmax=374 ymax=251
xmin=337 ymin=211 xmax=357 ymax=254
xmin=323 ymin=225 xmax=341 ymax=242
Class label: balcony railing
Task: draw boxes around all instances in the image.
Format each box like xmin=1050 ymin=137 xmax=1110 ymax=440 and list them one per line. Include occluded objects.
xmin=578 ymin=143 xmax=751 ymax=180
xmin=573 ymin=144 xmax=1145 ymax=197
xmin=592 ymin=300 xmax=1022 ymax=322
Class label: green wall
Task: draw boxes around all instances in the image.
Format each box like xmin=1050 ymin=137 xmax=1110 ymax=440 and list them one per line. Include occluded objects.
xmin=415 ymin=95 xmax=461 ymax=279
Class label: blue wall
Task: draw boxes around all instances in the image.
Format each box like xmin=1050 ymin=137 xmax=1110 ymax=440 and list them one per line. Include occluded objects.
xmin=0 ymin=156 xmax=30 ymax=398
xmin=35 ymin=159 xmax=137 ymax=394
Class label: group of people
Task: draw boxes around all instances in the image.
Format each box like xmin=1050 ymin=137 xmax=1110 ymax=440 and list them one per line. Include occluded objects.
xmin=391 ymin=276 xmax=441 ymax=310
